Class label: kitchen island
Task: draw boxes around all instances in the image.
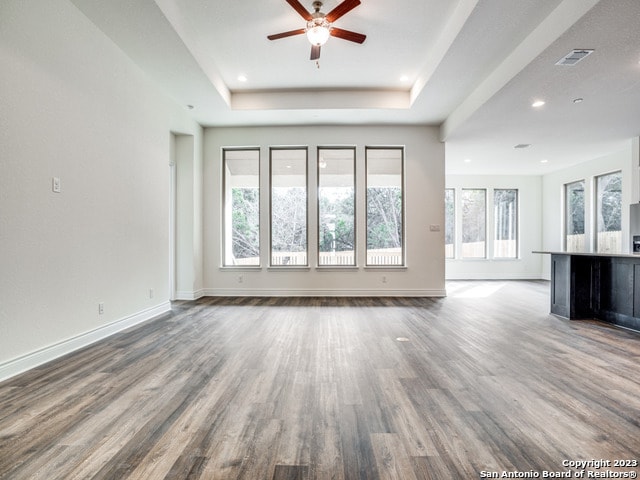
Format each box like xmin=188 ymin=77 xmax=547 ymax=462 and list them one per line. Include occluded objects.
xmin=536 ymin=251 xmax=640 ymax=332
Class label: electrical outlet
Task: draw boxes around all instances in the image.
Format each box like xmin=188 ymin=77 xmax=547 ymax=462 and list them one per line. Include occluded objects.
xmin=382 ymin=276 xmax=387 ymax=283
xmin=98 ymin=303 xmax=104 ymax=315
xmin=238 ymin=275 xmax=243 ymax=283
xmin=52 ymin=177 xmax=61 ymax=193
xmin=429 ymin=224 xmax=441 ymax=232
xmin=149 ymin=288 xmax=154 ymax=299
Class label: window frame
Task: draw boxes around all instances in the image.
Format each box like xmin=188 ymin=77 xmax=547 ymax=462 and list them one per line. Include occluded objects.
xmin=460 ymin=188 xmax=487 ymax=259
xmin=317 ymin=146 xmax=357 ymax=267
xmin=493 ymin=188 xmax=519 ymax=259
xmin=269 ymin=146 xmax=309 ymax=268
xmin=222 ymin=147 xmax=261 ymax=267
xmin=595 ymin=170 xmax=622 ymax=254
xmin=564 ymin=179 xmax=586 ymax=252
xmin=365 ymin=146 xmax=405 ymax=267
xmin=444 ymin=188 xmax=455 ymax=259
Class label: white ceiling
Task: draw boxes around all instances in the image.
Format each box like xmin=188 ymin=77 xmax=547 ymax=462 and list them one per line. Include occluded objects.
xmin=69 ymin=0 xmax=640 ymax=175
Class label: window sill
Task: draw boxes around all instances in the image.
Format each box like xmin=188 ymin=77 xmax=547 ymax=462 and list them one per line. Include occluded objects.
xmin=315 ymin=266 xmax=359 ymax=271
xmin=219 ymin=266 xmax=262 ymax=271
xmin=363 ymin=265 xmax=407 ymax=271
xmin=266 ymin=266 xmax=311 ymax=271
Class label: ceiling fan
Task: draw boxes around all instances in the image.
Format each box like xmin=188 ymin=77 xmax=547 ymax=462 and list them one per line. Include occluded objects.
xmin=267 ymin=0 xmax=366 ymax=61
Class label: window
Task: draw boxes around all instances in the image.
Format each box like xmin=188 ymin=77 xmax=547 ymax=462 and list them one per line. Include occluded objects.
xmin=565 ymin=180 xmax=585 ymax=252
xmin=494 ymin=189 xmax=517 ymax=258
xmin=461 ymin=189 xmax=486 ymax=258
xmin=270 ymin=148 xmax=308 ymax=266
xmin=596 ymin=171 xmax=622 ymax=253
xmin=444 ymin=189 xmax=455 ymax=258
xmin=223 ymin=148 xmax=260 ymax=266
xmin=318 ymin=148 xmax=356 ymax=266
xmin=366 ymin=147 xmax=404 ymax=265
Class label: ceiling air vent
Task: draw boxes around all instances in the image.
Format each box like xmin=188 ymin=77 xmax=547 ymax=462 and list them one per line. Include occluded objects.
xmin=556 ymin=49 xmax=594 ymax=66
xmin=514 ymin=144 xmax=531 ymax=149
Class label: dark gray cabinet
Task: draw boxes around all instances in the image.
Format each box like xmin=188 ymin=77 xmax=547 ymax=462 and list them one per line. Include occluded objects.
xmin=546 ymin=252 xmax=640 ymax=332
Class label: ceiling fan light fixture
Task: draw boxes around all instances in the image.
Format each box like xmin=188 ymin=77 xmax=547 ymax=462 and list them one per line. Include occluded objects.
xmin=306 ymin=18 xmax=331 ymax=45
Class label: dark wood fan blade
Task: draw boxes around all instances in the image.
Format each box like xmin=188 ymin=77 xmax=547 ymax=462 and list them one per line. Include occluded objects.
xmin=325 ymin=0 xmax=361 ymax=23
xmin=268 ymin=28 xmax=306 ymax=40
xmin=310 ymin=44 xmax=321 ymax=60
xmin=286 ymin=0 xmax=313 ymax=20
xmin=330 ymin=27 xmax=366 ymax=44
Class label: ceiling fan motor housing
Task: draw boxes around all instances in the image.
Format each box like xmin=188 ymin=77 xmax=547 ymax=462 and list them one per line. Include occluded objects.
xmin=306 ymin=2 xmax=331 ymax=46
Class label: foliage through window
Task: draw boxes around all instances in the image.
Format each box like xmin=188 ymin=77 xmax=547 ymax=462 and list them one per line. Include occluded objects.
xmin=223 ymin=149 xmax=260 ymax=266
xmin=493 ymin=189 xmax=517 ymax=258
xmin=445 ymin=189 xmax=455 ymax=258
xmin=318 ymin=148 xmax=356 ymax=266
xmin=596 ymin=171 xmax=622 ymax=253
xmin=461 ymin=189 xmax=486 ymax=258
xmin=565 ymin=180 xmax=585 ymax=252
xmin=366 ymin=148 xmax=403 ymax=265
xmin=270 ymin=148 xmax=308 ymax=266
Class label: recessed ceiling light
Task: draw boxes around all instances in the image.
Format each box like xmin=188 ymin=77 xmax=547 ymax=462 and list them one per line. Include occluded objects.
xmin=238 ymin=74 xmax=248 ymax=82
xmin=573 ymin=97 xmax=584 ymax=103
xmin=540 ymin=159 xmax=549 ymax=164
xmin=532 ymin=100 xmax=545 ymax=108
xmin=400 ymin=75 xmax=409 ymax=82
xmin=464 ymin=158 xmax=471 ymax=163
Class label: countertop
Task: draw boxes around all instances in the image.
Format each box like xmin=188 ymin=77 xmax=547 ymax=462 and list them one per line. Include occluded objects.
xmin=533 ymin=251 xmax=640 ymax=258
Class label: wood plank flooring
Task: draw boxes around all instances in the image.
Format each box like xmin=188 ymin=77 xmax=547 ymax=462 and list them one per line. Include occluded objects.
xmin=1 ymin=281 xmax=639 ymax=479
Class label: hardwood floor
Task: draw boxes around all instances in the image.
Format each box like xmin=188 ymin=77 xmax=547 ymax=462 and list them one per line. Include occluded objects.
xmin=1 ymin=281 xmax=639 ymax=479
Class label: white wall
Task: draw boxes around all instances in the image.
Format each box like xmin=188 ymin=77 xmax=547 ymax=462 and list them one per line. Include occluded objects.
xmin=0 ymin=0 xmax=202 ymax=380
xmin=445 ymin=175 xmax=543 ymax=279
xmin=202 ymin=125 xmax=445 ymax=296
xmin=540 ymin=143 xmax=634 ymax=278
xmin=173 ymin=134 xmax=204 ymax=300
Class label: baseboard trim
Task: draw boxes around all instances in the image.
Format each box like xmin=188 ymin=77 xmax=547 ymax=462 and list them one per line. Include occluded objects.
xmin=202 ymin=288 xmax=447 ymax=297
xmin=0 ymin=302 xmax=171 ymax=383
xmin=175 ymin=290 xmax=206 ymax=301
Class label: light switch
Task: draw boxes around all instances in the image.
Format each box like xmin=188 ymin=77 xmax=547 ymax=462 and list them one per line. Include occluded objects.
xmin=52 ymin=177 xmax=61 ymax=193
